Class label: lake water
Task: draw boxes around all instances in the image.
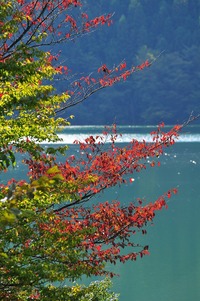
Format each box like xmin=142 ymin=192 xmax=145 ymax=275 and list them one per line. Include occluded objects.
xmin=3 ymin=125 xmax=200 ymax=300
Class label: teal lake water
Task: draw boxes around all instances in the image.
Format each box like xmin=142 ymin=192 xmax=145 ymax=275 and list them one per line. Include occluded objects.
xmin=3 ymin=125 xmax=200 ymax=300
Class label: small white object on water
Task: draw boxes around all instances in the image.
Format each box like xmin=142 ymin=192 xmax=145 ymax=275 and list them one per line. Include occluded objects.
xmin=190 ymin=160 xmax=197 ymax=165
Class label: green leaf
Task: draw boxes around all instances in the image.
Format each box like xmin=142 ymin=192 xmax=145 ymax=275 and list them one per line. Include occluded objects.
xmin=47 ymin=166 xmax=61 ymax=174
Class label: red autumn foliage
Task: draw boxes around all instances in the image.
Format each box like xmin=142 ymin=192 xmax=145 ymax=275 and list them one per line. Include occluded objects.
xmin=1 ymin=0 xmax=112 ymax=62
xmin=38 ymin=197 xmax=171 ymax=276
xmin=2 ymin=0 xmax=199 ymax=283
xmin=13 ymin=123 xmax=181 ymax=275
xmin=1 ymin=2 xmax=200 ymax=299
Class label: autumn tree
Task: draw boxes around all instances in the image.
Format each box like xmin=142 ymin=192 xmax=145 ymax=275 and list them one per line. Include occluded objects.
xmin=0 ymin=1 xmax=197 ymax=300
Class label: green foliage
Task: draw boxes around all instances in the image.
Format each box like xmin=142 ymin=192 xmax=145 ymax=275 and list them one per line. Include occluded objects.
xmin=0 ymin=38 xmax=70 ymax=171
xmin=0 ymin=1 xmax=191 ymax=300
xmin=39 ymin=278 xmax=119 ymax=301
xmin=0 ymin=1 xmax=120 ymax=300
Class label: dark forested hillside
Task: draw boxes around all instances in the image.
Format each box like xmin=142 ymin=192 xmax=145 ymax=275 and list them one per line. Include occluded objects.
xmin=56 ymin=0 xmax=200 ymax=125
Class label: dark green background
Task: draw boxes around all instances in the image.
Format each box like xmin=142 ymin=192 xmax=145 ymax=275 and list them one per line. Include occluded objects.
xmin=54 ymin=0 xmax=200 ymax=125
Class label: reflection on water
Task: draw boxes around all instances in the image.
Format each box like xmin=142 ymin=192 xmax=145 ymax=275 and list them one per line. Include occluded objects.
xmin=50 ymin=125 xmax=200 ymax=144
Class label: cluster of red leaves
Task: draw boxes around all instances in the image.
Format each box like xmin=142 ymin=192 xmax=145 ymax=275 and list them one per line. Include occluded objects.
xmin=58 ymin=60 xmax=151 ymax=111
xmin=37 ymin=189 xmax=176 ymax=276
xmin=98 ymin=60 xmax=150 ymax=86
xmin=0 ymin=0 xmax=185 ymax=281
xmin=26 ymin=123 xmax=181 ymax=200
xmin=16 ymin=124 xmax=180 ymax=276
xmin=0 ymin=0 xmax=112 ymax=60
xmin=0 ymin=0 xmax=150 ymax=113
xmin=151 ymin=122 xmax=182 ymax=144
xmin=83 ymin=14 xmax=112 ymax=31
xmin=75 ymin=60 xmax=150 ymax=88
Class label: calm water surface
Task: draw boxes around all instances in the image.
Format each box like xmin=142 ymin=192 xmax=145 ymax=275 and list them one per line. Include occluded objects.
xmin=110 ymin=141 xmax=200 ymax=301
xmin=2 ymin=126 xmax=200 ymax=300
xmin=62 ymin=126 xmax=200 ymax=301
